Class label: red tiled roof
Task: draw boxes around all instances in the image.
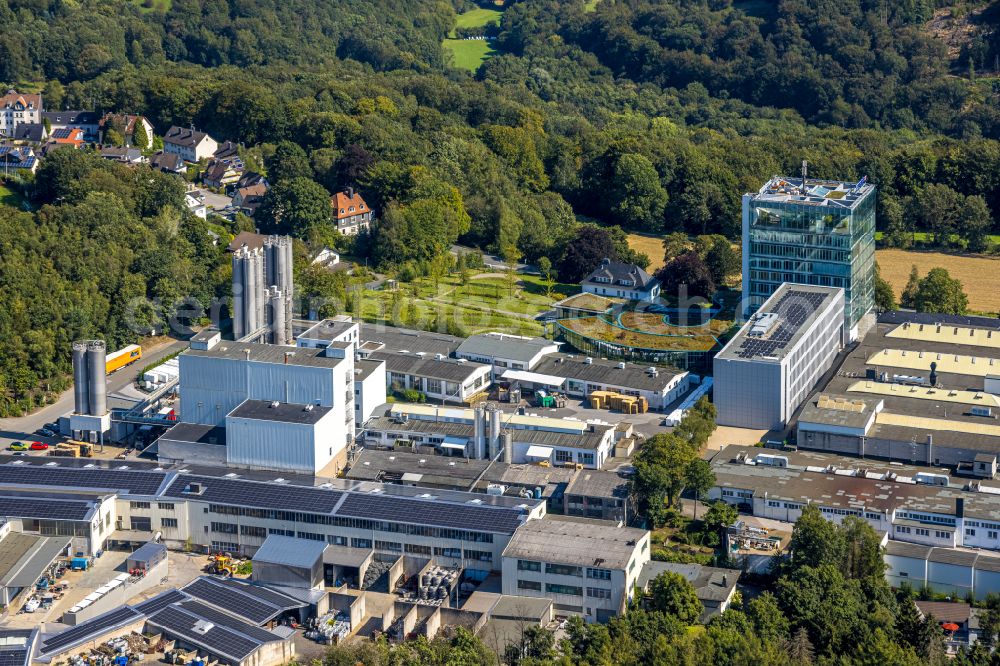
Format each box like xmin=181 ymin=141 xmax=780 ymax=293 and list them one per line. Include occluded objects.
xmin=330 ymin=190 xmax=370 ymax=220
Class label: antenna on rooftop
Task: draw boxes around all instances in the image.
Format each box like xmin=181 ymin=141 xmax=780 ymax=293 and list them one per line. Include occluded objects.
xmin=801 ymin=160 xmax=808 ymax=195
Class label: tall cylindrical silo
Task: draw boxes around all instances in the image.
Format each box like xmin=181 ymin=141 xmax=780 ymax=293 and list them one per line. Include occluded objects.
xmin=270 ymin=287 xmax=287 ymax=346
xmin=488 ymin=404 xmax=501 ymax=460
xmin=72 ymin=341 xmax=89 ymax=415
xmin=87 ymin=340 xmax=107 ymax=416
xmin=232 ymin=247 xmax=246 ymax=339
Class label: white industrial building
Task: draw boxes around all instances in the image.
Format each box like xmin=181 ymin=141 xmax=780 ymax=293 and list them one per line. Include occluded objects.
xmin=225 ymin=400 xmax=343 ymax=475
xmin=713 ymin=283 xmax=844 ymax=430
xmin=501 ymin=517 xmax=650 ymax=623
xmin=455 ymin=333 xmax=561 ymax=379
xmin=354 ymin=358 xmax=387 ymax=424
xmin=363 ymin=403 xmax=618 ymax=469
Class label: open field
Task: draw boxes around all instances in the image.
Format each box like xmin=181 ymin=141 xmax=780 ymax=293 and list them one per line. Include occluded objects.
xmin=0 ymin=183 xmax=24 ymax=209
xmin=876 ymin=248 xmax=1000 ymax=314
xmin=443 ymin=38 xmax=498 ymax=70
xmin=130 ymin=0 xmax=172 ymax=12
xmin=453 ymin=7 xmax=502 ymax=33
xmin=627 ymin=233 xmax=665 ymax=270
xmin=875 ymin=231 xmax=1000 ymax=245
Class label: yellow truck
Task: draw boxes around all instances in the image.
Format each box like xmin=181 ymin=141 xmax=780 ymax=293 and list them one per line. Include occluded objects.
xmin=105 ymin=344 xmax=142 ymax=374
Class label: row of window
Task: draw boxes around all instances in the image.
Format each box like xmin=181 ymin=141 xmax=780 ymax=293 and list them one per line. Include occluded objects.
xmin=207 ymin=504 xmax=495 ymax=542
xmin=130 ymin=501 xmax=175 ymax=511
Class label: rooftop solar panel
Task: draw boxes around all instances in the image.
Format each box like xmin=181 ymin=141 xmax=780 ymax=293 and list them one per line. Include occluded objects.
xmin=336 ymin=492 xmax=524 ymax=534
xmin=177 ymin=601 xmax=282 ymax=643
xmin=182 ymin=578 xmax=281 ymax=625
xmin=162 ymin=475 xmax=342 ymax=513
xmin=0 ymin=465 xmax=165 ymax=496
xmin=735 ymin=289 xmax=831 ymax=359
xmin=0 ymin=495 xmax=94 ymax=521
xmin=147 ymin=605 xmax=262 ymax=661
xmin=132 ymin=589 xmax=189 ymax=615
xmin=40 ymin=606 xmax=141 ymax=654
xmin=210 ymin=577 xmax=302 ymax=610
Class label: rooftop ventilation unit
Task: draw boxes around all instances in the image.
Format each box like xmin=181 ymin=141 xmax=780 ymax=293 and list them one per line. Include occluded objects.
xmin=749 ymin=312 xmax=779 ymax=337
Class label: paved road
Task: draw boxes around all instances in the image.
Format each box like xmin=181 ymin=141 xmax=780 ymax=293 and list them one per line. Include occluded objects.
xmin=0 ymin=339 xmax=187 ymax=451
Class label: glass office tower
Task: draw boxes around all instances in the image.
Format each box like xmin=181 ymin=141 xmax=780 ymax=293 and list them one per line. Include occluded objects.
xmin=741 ymin=176 xmax=876 ymax=337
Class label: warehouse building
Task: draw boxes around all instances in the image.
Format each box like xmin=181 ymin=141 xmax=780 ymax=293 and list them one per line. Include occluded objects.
xmin=455 ymin=333 xmax=561 ymax=379
xmin=347 ymin=448 xmax=634 ymax=522
xmin=0 ymin=457 xmax=544 ymax=573
xmin=370 ymin=351 xmax=492 ymax=404
xmin=501 ymin=516 xmax=650 ymax=623
xmin=362 ymin=403 xmax=618 ymax=469
xmin=714 ymin=283 xmax=845 ymax=430
xmin=0 ymin=530 xmax=70 ymax=607
xmin=528 ymin=353 xmax=691 ymax=411
xmin=795 ymin=311 xmax=1000 ymax=467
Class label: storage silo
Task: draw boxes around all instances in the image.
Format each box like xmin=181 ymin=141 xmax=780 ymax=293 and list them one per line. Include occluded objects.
xmin=269 ymin=286 xmax=287 ymax=346
xmin=86 ymin=340 xmax=107 ymax=416
xmin=231 ymin=247 xmax=246 ymax=339
xmin=72 ymin=341 xmax=90 ymax=415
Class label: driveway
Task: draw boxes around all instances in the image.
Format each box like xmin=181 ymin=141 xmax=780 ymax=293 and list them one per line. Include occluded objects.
xmin=0 ymin=339 xmax=187 ymax=451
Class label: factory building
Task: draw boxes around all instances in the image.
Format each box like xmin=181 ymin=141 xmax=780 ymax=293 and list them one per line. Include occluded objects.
xmin=362 ymin=403 xmax=618 ymax=469
xmin=0 ymin=458 xmax=545 ymax=573
xmin=353 ymin=358 xmax=387 ymax=424
xmin=742 ymin=172 xmax=876 ymax=337
xmin=714 ymin=284 xmax=844 ymax=430
xmin=501 ymin=516 xmax=650 ymax=623
xmin=794 ymin=311 xmax=1000 ymax=467
xmin=369 ymin=352 xmax=491 ymax=404
xmin=455 ymin=333 xmax=561 ymax=380
xmin=69 ymin=339 xmax=111 ymax=444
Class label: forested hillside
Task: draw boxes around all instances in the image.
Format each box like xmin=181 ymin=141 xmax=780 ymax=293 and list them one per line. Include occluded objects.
xmin=4 ymin=0 xmax=1000 ymax=413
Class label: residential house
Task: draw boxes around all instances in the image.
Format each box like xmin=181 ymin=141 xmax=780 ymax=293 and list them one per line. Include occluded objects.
xmin=163 ymin=126 xmax=218 ymax=162
xmin=43 ymin=128 xmax=86 ymax=155
xmin=233 ymin=184 xmax=268 ymax=216
xmin=0 ymin=146 xmax=38 ymax=174
xmin=331 ymin=187 xmax=374 ymax=235
xmin=11 ymin=123 xmax=47 ymax=144
xmin=213 ymin=141 xmax=240 ymax=161
xmin=41 ymin=110 xmax=100 ymax=141
xmin=99 ymin=113 xmax=154 ymax=146
xmin=637 ymin=562 xmax=740 ymax=622
xmin=100 ymin=146 xmax=145 ymax=165
xmin=581 ymin=258 xmax=660 ymax=303
xmin=235 ymin=172 xmax=267 ymax=189
xmin=203 ymin=158 xmax=243 ymax=189
xmin=0 ymin=91 xmax=42 ymax=138
xmin=149 ymin=151 xmax=186 ymax=174
xmin=185 ymin=193 xmax=208 ymax=220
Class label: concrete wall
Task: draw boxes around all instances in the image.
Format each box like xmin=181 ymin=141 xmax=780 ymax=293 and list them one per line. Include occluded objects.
xmin=714 ymin=358 xmax=783 ymax=430
xmin=62 ymin=559 xmax=168 ymax=625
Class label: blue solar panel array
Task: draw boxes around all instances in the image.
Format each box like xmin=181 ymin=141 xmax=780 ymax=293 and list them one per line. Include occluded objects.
xmin=0 ymin=465 xmax=166 ymax=496
xmin=337 ymin=492 xmax=525 ymax=534
xmin=147 ymin=605 xmax=263 ymax=661
xmin=39 ymin=607 xmax=141 ymax=655
xmin=161 ymin=475 xmax=343 ymax=513
xmin=736 ymin=290 xmax=828 ymax=359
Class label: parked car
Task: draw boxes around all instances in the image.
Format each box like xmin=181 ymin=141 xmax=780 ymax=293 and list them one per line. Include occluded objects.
xmin=8 ymin=442 xmax=28 ymax=451
xmin=44 ymin=422 xmax=59 ymax=431
xmin=30 ymin=442 xmax=48 ymax=451
xmin=37 ymin=428 xmax=55 ymax=437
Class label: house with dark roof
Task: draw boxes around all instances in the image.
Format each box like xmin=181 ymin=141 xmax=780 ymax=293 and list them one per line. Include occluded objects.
xmin=149 ymin=150 xmax=186 ymax=174
xmin=41 ymin=110 xmax=100 ymax=141
xmin=203 ymin=158 xmax=243 ymax=189
xmin=11 ymin=123 xmax=46 ymax=144
xmin=0 ymin=146 xmax=38 ymax=174
xmin=331 ymin=187 xmax=374 ymax=235
xmin=637 ymin=562 xmax=740 ymax=622
xmin=581 ymin=258 xmax=660 ymax=303
xmin=163 ymin=126 xmax=218 ymax=163
xmin=233 ymin=184 xmax=268 ymax=216
xmin=100 ymin=146 xmax=145 ymax=165
xmin=0 ymin=91 xmax=42 ymax=138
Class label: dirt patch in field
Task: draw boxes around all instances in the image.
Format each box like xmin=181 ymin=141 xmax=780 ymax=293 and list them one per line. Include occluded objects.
xmin=876 ymin=248 xmax=1000 ymax=314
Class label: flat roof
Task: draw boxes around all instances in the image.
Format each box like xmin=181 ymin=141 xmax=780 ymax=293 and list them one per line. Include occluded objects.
xmin=502 ymin=516 xmax=646 ymax=570
xmin=716 ymin=284 xmax=843 ymax=362
xmin=159 ymin=423 xmax=226 ymax=446
xmin=297 ymin=317 xmax=356 ymax=342
xmin=360 ymin=324 xmax=461 ymax=356
xmin=354 ymin=358 xmax=384 ymax=381
xmin=531 ymin=353 xmax=684 ymax=392
xmin=369 ymin=351 xmax=490 ymax=383
xmin=456 ymin=333 xmax=558 ymax=364
xmin=0 ymin=533 xmax=69 ymax=589
xmin=552 ymin=292 xmax=623 ymax=312
xmin=749 ymin=175 xmax=876 ymax=210
xmin=228 ymin=399 xmax=332 ymax=425
xmin=183 ymin=341 xmax=348 ymax=369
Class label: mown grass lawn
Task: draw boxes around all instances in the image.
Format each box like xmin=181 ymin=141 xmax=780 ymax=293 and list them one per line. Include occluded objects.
xmin=443 ymin=38 xmax=498 ymax=71
xmin=453 ymin=7 xmax=502 ymax=34
xmin=0 ymin=183 xmax=25 ymax=209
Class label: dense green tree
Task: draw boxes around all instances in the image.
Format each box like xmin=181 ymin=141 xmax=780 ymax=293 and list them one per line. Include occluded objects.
xmin=648 ymin=571 xmax=703 ymax=624
xmin=257 ymin=177 xmax=332 ymax=239
xmin=901 ymin=265 xmax=921 ymax=309
xmin=914 ymin=267 xmax=969 ymax=315
xmin=684 ymin=458 xmax=714 ymax=521
xmin=705 ymin=238 xmax=740 ymax=287
xmin=610 ymin=153 xmax=667 ymax=232
xmin=265 ymin=141 xmax=313 ymax=184
xmin=558 ymin=226 xmax=616 ymax=283
xmin=874 ymin=263 xmax=899 ymax=312
xmin=657 ymin=251 xmax=715 ymax=300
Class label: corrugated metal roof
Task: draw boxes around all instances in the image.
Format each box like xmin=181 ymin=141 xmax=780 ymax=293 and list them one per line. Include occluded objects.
xmin=251 ymin=534 xmax=326 ymax=569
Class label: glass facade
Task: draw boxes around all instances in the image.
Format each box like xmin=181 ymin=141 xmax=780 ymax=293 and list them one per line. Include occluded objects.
xmin=743 ymin=184 xmax=875 ymax=327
